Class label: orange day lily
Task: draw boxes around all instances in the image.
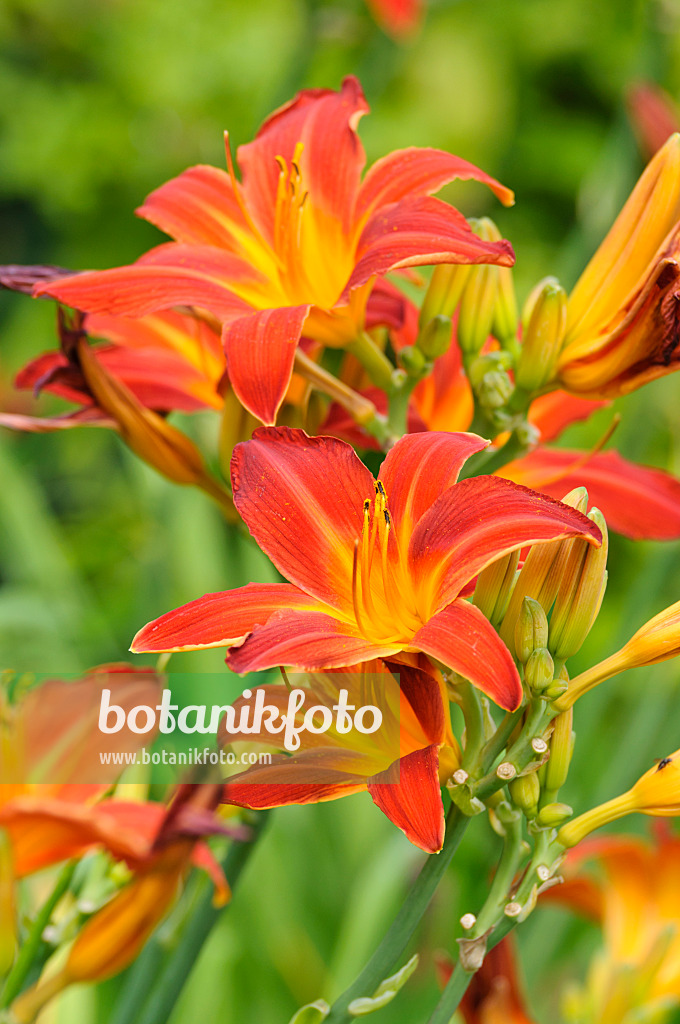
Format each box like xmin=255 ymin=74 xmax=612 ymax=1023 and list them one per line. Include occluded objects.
xmin=131 ymin=428 xmax=601 ymax=712
xmin=34 ymin=76 xmax=515 ymax=426
xmin=219 ymin=660 xmax=459 ymax=854
xmin=556 ymin=133 xmax=680 ymax=399
xmin=543 ymin=828 xmax=680 ymax=1022
xmin=323 ymin=313 xmax=680 ymax=541
xmin=436 ymin=937 xmax=537 ymax=1024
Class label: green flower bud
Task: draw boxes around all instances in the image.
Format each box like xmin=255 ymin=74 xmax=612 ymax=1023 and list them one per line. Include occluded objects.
xmin=515 ymin=597 xmax=549 ymax=664
xmin=524 ymin=647 xmax=554 ymax=692
xmin=416 ymin=314 xmax=453 ymax=360
xmin=549 ymin=509 xmax=609 ymax=661
xmin=515 ymin=278 xmax=567 ymax=392
xmin=399 ymin=345 xmax=427 ymax=376
xmin=509 ymin=772 xmax=540 ymax=818
xmin=536 ymin=802 xmax=574 ymax=827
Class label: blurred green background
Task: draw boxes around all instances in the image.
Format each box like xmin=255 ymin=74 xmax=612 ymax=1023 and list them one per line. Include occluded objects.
xmin=2 ymin=0 xmax=680 ymax=1021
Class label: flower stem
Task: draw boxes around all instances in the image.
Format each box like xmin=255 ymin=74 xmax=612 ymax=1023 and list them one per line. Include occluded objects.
xmin=114 ymin=811 xmax=269 ymax=1024
xmin=0 ymin=860 xmax=77 ymax=1009
xmin=346 ymin=333 xmax=396 ymax=394
xmin=324 ymin=805 xmax=469 ymax=1024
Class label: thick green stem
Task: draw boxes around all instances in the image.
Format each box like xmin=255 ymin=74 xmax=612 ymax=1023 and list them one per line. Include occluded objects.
xmin=427 ymin=961 xmax=474 ymax=1024
xmin=0 ymin=861 xmax=77 ymax=1008
xmin=115 ymin=812 xmax=269 ymax=1024
xmin=457 ymin=681 xmax=486 ymax=773
xmin=346 ymin=334 xmax=396 ymax=393
xmin=469 ymin=814 xmax=525 ymax=938
xmin=324 ymin=805 xmax=469 ymax=1024
xmin=474 ymin=700 xmax=553 ymax=802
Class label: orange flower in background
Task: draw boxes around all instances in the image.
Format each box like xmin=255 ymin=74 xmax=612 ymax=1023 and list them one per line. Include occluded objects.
xmin=365 ymin=0 xmax=422 ymax=38
xmin=220 ymin=660 xmax=459 ymax=853
xmin=35 ymin=76 xmax=514 ymax=426
xmin=436 ymin=937 xmax=536 ymax=1024
xmin=556 ymin=133 xmax=680 ymax=399
xmin=627 ymin=81 xmax=680 ymax=159
xmin=544 ymin=828 xmax=680 ymax=1022
xmin=132 ymin=427 xmax=600 ymax=712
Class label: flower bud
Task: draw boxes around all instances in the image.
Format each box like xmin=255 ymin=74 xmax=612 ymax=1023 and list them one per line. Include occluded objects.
xmin=543 ymin=707 xmax=574 ymax=795
xmin=457 ymin=219 xmax=500 ymax=355
xmin=473 ymin=549 xmax=520 ymax=627
xmin=514 ymin=597 xmax=549 ymax=664
xmin=536 ymin=802 xmax=574 ymax=828
xmin=493 ymin=263 xmax=519 ymax=347
xmin=549 ymin=509 xmax=608 ymax=661
xmin=476 ymin=369 xmax=514 ymax=410
xmin=515 ymin=278 xmax=567 ymax=392
xmin=558 ymin=748 xmax=680 ymax=847
xmin=418 ymin=264 xmax=471 ymax=327
xmin=524 ymin=647 xmax=554 ymax=692
xmin=416 ymin=315 xmax=453 ymax=362
xmin=499 ymin=487 xmax=589 ymax=648
xmin=399 ymin=344 xmax=428 ymax=376
xmin=556 ymin=598 xmax=680 ymax=710
xmin=509 ymin=772 xmax=540 ymax=818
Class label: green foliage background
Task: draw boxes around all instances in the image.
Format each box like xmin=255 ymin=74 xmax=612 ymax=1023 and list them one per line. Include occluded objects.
xmin=1 ymin=0 xmax=680 ymax=1021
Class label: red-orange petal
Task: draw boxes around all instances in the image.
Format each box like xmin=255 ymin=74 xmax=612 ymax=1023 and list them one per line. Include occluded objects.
xmin=34 ymin=245 xmax=256 ymax=322
xmin=355 ymin=147 xmax=514 ymax=222
xmin=378 ymin=431 xmax=489 ymax=544
xmin=409 ymin=476 xmax=602 ymax=613
xmin=528 ymin=390 xmax=608 ymax=443
xmin=367 ymin=744 xmax=444 ymax=853
xmin=225 ymin=609 xmax=400 ymax=673
xmin=137 ymin=164 xmax=250 ymax=250
xmin=130 ymin=582 xmax=324 ymax=653
xmin=223 ymin=305 xmax=310 ymax=425
xmin=345 ymin=196 xmax=515 ymax=296
xmin=237 ymin=76 xmax=369 ymax=238
xmin=501 ymin=447 xmax=680 ymax=541
xmin=412 ymin=599 xmax=522 ymax=711
xmin=230 ymin=427 xmax=375 ymax=613
xmin=364 ymin=0 xmax=422 ymax=38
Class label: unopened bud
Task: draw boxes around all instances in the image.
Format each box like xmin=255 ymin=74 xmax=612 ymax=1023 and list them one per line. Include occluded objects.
xmin=515 ymin=279 xmax=567 ymax=392
xmin=419 ymin=264 xmax=471 ymax=327
xmin=416 ymin=314 xmax=453 ymax=361
xmin=549 ymin=510 xmax=608 ymax=660
xmin=474 ymin=549 xmax=520 ymax=627
xmin=524 ymin=647 xmax=554 ymax=692
xmin=544 ymin=679 xmax=568 ymax=700
xmin=476 ymin=369 xmax=514 ymax=410
xmin=536 ymin=802 xmax=573 ymax=827
xmin=508 ymin=772 xmax=540 ymax=818
xmin=515 ymin=597 xmax=549 ymax=663
xmin=543 ymin=707 xmax=574 ymax=795
xmin=457 ymin=219 xmax=500 ymax=355
xmin=399 ymin=345 xmax=427 ymax=376
xmin=493 ymin=263 xmax=519 ymax=347
xmin=499 ymin=487 xmax=589 ymax=649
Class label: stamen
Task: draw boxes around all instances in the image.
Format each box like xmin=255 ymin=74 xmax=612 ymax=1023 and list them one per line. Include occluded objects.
xmin=352 ymin=539 xmax=370 ymax=639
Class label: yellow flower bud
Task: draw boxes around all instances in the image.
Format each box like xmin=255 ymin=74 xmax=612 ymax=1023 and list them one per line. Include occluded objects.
xmin=418 ymin=264 xmax=471 ymax=327
xmin=555 ymin=598 xmax=680 ymax=710
xmin=543 ymin=706 xmax=573 ymax=796
xmin=473 ymin=549 xmax=520 ymax=627
xmin=457 ymin=218 xmax=500 ymax=355
xmin=499 ymin=487 xmax=589 ymax=648
xmin=549 ymin=509 xmax=608 ymax=661
xmin=558 ymin=748 xmax=680 ymax=847
xmin=515 ymin=278 xmax=567 ymax=392
xmin=0 ymin=830 xmax=16 ymax=977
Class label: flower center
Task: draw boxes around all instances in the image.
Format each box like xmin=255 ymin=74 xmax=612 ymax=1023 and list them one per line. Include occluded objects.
xmin=351 ymin=481 xmax=423 ymax=646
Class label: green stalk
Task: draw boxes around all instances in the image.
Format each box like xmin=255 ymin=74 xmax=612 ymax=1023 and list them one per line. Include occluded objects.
xmin=115 ymin=812 xmax=269 ymax=1024
xmin=427 ymin=961 xmax=473 ymax=1024
xmin=0 ymin=861 xmax=77 ymax=1008
xmin=457 ymin=681 xmax=485 ymax=773
xmin=324 ymin=805 xmax=469 ymax=1024
xmin=346 ymin=334 xmax=396 ymax=393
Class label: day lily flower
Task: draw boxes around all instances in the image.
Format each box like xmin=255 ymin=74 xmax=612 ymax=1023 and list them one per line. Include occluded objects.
xmin=220 ymin=660 xmax=458 ymax=853
xmin=132 ymin=428 xmax=600 ymax=712
xmin=627 ymin=81 xmax=680 ymax=159
xmin=558 ymin=749 xmax=680 ymax=848
xmin=556 ymin=133 xmax=680 ymax=399
xmin=436 ymin=937 xmax=536 ymax=1024
xmin=34 ymin=76 xmax=515 ymax=426
xmin=544 ymin=828 xmax=680 ymax=1021
xmin=324 ymin=309 xmax=680 ymax=541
